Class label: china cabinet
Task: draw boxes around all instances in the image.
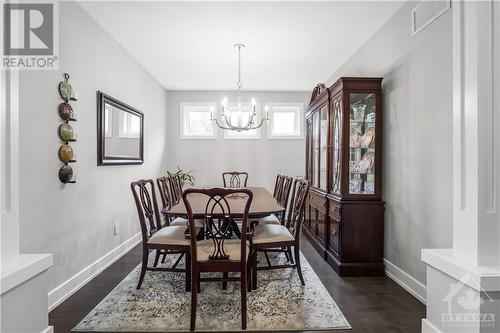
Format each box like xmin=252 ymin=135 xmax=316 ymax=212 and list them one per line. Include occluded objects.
xmin=304 ymin=78 xmax=384 ymax=276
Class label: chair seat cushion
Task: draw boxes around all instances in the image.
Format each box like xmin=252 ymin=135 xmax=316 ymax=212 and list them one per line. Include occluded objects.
xmin=196 ymin=239 xmax=249 ymax=262
xmin=253 ymin=224 xmax=294 ymax=244
xmin=170 ymin=217 xmax=205 ymax=228
xmin=253 ymin=214 xmax=281 ymax=225
xmin=148 ymin=226 xmax=189 ymax=246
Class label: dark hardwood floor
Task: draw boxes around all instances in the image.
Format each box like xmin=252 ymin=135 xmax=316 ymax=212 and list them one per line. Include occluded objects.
xmin=49 ymin=236 xmax=425 ymax=333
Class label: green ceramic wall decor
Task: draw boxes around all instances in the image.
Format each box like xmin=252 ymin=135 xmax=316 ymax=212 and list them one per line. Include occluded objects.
xmin=58 ymin=165 xmax=75 ymax=183
xmin=57 ymin=73 xmax=78 ymax=183
xmin=58 ymin=73 xmax=78 ymax=101
xmin=58 ymin=102 xmax=74 ymax=121
xmin=59 ymin=144 xmax=74 ymax=163
xmin=59 ymin=123 xmax=74 ymax=141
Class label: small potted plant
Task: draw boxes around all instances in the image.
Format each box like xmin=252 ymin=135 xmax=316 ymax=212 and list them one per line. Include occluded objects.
xmin=166 ymin=167 xmax=195 ymax=187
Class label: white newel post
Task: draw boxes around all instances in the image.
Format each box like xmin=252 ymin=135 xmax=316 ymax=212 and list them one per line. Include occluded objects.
xmin=0 ymin=70 xmax=54 ymax=332
xmin=421 ymin=1 xmax=500 ymax=332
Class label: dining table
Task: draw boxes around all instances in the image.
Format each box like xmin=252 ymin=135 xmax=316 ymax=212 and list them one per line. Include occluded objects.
xmin=163 ymin=186 xmax=285 ymax=219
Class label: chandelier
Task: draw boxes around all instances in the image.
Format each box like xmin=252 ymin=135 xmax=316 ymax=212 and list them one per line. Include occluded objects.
xmin=211 ymin=43 xmax=268 ymax=132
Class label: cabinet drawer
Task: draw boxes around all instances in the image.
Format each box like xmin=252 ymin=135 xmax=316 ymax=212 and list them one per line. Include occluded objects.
xmin=309 ymin=191 xmax=327 ymax=213
xmin=329 ymin=201 xmax=341 ymax=222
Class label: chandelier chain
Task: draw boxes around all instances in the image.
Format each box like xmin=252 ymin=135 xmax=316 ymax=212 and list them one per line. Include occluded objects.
xmin=213 ymin=43 xmax=269 ymax=132
xmin=237 ymin=44 xmax=242 ymax=92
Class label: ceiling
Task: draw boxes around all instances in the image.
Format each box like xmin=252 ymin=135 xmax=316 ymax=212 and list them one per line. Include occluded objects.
xmin=79 ymin=1 xmax=404 ymax=91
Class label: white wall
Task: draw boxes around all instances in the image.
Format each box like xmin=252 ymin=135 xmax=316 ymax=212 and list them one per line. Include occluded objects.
xmin=495 ymin=0 xmax=500 ymax=262
xmin=17 ymin=1 xmax=168 ymax=297
xmin=166 ymin=91 xmax=309 ymax=191
xmin=326 ymin=1 xmax=453 ymax=285
xmin=1 ymin=70 xmax=20 ymax=266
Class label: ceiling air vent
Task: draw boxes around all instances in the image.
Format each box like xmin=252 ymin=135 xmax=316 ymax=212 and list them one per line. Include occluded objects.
xmin=411 ymin=0 xmax=450 ymax=36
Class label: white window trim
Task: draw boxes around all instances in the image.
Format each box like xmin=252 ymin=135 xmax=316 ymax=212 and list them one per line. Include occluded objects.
xmin=266 ymin=103 xmax=304 ymax=139
xmin=104 ymin=106 xmax=112 ymax=138
xmin=223 ymin=103 xmax=262 ymax=140
xmin=180 ymin=102 xmax=217 ymax=140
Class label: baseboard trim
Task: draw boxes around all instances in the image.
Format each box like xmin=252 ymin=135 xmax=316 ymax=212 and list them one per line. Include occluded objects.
xmin=48 ymin=233 xmax=142 ymax=311
xmin=422 ymin=319 xmax=443 ymax=333
xmin=41 ymin=326 xmax=54 ymax=333
xmin=384 ymin=258 xmax=427 ymax=305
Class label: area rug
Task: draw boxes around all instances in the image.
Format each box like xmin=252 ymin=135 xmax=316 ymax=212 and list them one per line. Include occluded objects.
xmin=73 ymin=251 xmax=350 ymax=332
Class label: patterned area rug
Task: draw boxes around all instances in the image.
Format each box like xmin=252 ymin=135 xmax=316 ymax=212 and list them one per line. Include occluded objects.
xmin=73 ymin=251 xmax=350 ymax=332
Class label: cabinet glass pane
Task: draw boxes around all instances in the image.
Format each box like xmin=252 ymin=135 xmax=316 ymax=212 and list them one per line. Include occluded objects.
xmin=319 ymin=105 xmax=328 ymax=189
xmin=312 ymin=112 xmax=320 ymax=188
xmin=331 ymin=99 xmax=342 ymax=194
xmin=306 ymin=118 xmax=312 ymax=181
xmin=349 ymin=93 xmax=376 ymax=194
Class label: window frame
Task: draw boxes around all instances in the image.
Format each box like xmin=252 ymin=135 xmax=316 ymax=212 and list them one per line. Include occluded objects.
xmin=266 ymin=103 xmax=304 ymax=139
xmin=179 ymin=102 xmax=217 ymax=140
xmin=223 ymin=103 xmax=262 ymax=140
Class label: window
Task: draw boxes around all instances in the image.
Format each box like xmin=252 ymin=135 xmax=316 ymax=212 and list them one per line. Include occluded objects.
xmin=223 ymin=103 xmax=261 ymax=140
xmin=118 ymin=109 xmax=141 ymax=139
xmin=267 ymin=103 xmax=304 ymax=139
xmin=180 ymin=103 xmax=217 ymax=139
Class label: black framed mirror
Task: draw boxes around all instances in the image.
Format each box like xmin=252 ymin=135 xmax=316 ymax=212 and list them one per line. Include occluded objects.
xmin=97 ymin=91 xmax=144 ymax=165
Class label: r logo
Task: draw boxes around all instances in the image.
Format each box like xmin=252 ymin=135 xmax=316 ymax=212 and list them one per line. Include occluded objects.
xmin=3 ymin=3 xmax=54 ymax=55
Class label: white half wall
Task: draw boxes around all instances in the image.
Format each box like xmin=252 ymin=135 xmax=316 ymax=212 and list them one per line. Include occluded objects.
xmin=17 ymin=1 xmax=168 ymax=295
xmin=165 ymin=90 xmax=310 ymax=191
xmin=325 ymin=1 xmax=454 ymax=286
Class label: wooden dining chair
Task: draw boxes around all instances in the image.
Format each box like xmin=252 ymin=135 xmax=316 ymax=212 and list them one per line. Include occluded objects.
xmin=157 ymin=176 xmax=174 ymax=224
xmin=131 ymin=179 xmax=191 ymax=291
xmin=169 ymin=175 xmax=183 ymax=203
xmin=222 ymin=171 xmax=249 ymax=188
xmin=183 ymin=187 xmax=253 ymax=331
xmin=273 ymin=173 xmax=285 ymax=199
xmin=158 ymin=176 xmax=205 ymax=229
xmin=250 ymin=178 xmax=310 ymax=290
xmin=257 ymin=174 xmax=293 ymax=225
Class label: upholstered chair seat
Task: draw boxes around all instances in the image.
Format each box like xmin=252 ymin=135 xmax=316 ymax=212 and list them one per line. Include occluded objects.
xmin=253 ymin=224 xmax=295 ymax=244
xmin=253 ymin=214 xmax=281 ymax=225
xmin=147 ymin=226 xmax=190 ymax=246
xmin=170 ymin=217 xmax=205 ymax=228
xmin=196 ymin=239 xmax=250 ymax=262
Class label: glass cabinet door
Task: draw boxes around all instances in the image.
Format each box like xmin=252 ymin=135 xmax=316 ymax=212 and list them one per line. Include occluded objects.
xmin=306 ymin=118 xmax=312 ymax=181
xmin=349 ymin=93 xmax=376 ymax=195
xmin=331 ymin=99 xmax=342 ymax=194
xmin=311 ymin=111 xmax=320 ymax=188
xmin=319 ymin=105 xmax=328 ymax=190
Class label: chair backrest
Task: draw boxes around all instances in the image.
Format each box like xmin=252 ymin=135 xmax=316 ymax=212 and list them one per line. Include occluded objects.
xmin=222 ymin=171 xmax=248 ymax=188
xmin=157 ymin=176 xmax=173 ymax=211
xmin=275 ymin=175 xmax=293 ymax=224
xmin=277 ymin=175 xmax=293 ymax=208
xmin=273 ymin=174 xmax=284 ymax=199
xmin=183 ymin=187 xmax=253 ymax=264
xmin=286 ymin=178 xmax=310 ymax=238
xmin=168 ymin=175 xmax=183 ymax=203
xmin=131 ymin=179 xmax=162 ymax=243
